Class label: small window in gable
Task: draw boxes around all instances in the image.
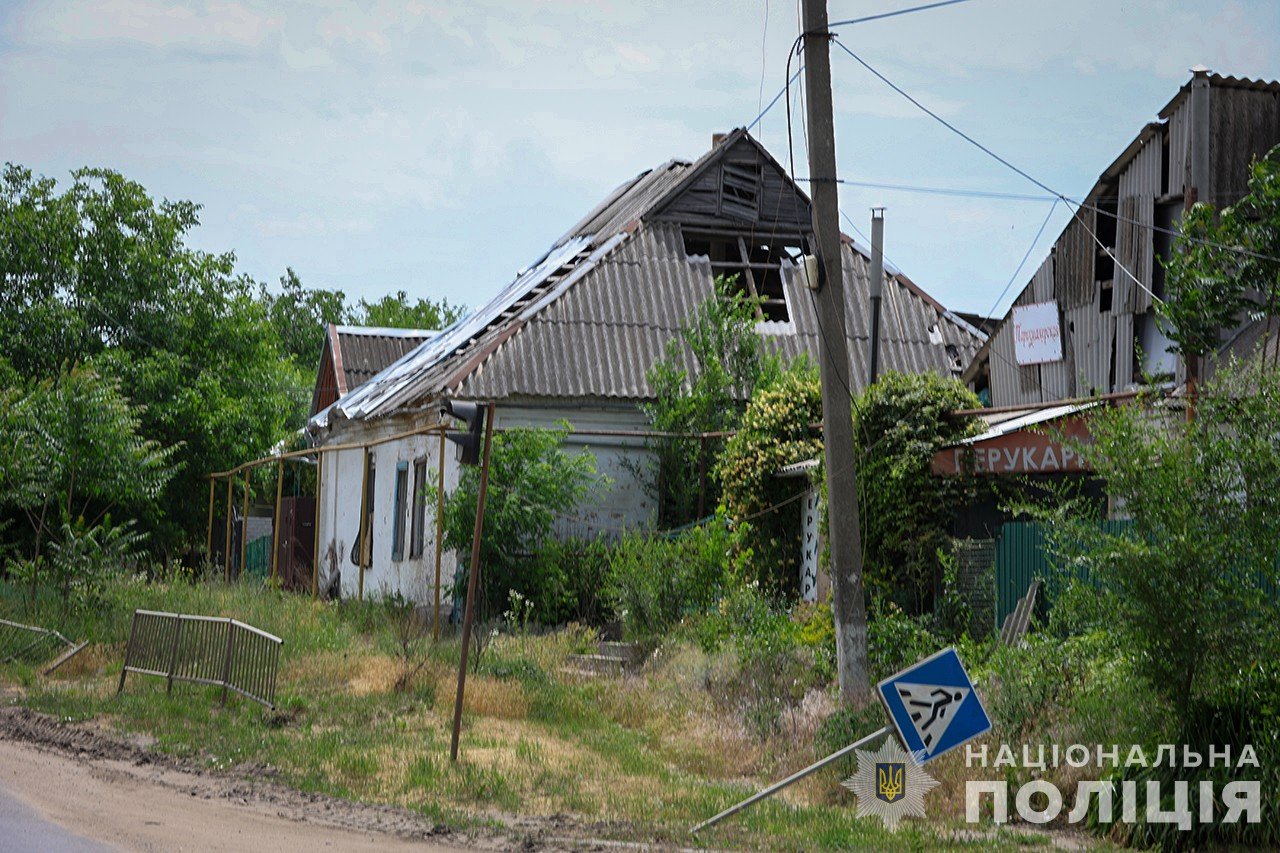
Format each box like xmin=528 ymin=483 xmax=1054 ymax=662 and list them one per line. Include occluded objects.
xmin=683 ymin=229 xmax=801 ymax=323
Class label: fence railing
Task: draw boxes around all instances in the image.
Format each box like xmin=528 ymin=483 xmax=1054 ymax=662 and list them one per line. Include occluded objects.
xmin=117 ymin=609 xmax=283 ymax=709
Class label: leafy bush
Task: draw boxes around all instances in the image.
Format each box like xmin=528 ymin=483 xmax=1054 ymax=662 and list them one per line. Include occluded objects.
xmin=444 ymin=424 xmax=601 ymax=622
xmin=717 ymin=359 xmax=822 ymax=593
xmin=851 ymin=371 xmax=982 ymax=615
xmin=523 ymin=537 xmax=612 ymax=626
xmin=865 ymin=599 xmax=943 ymax=683
xmin=604 ymin=518 xmax=741 ymax=640
xmin=702 ymin=583 xmax=826 ymax=738
xmin=1031 ymin=361 xmax=1280 ymax=713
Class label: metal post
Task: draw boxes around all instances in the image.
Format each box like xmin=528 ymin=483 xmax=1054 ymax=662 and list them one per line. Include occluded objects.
xmin=450 ymin=402 xmax=496 ymax=762
xmin=166 ymin=616 xmax=184 ymax=694
xmin=117 ymin=611 xmax=139 ymax=695
xmin=312 ymin=449 xmax=324 ymax=599
xmin=802 ymin=0 xmax=872 ymax=704
xmin=239 ymin=468 xmax=250 ymax=582
xmin=357 ymin=447 xmax=370 ymax=601
xmin=205 ymin=478 xmax=215 ymax=560
xmin=224 ymin=477 xmax=234 ymax=582
xmin=220 ymin=619 xmax=236 ymax=706
xmin=692 ymin=726 xmax=891 ymax=833
xmin=433 ymin=427 xmax=447 ymax=641
xmin=271 ymin=458 xmax=284 ymax=583
xmin=868 ymin=207 xmax=885 ymax=385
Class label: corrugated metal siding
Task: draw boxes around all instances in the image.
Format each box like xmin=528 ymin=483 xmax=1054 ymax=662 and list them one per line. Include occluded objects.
xmin=1167 ymin=96 xmax=1192 ymax=198
xmin=995 ymin=520 xmax=1135 ymax=626
xmin=1116 ymin=131 xmax=1160 ymax=313
xmin=1211 ymin=86 xmax=1280 ymax=202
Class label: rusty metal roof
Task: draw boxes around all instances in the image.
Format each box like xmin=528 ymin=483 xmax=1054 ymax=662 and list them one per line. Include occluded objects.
xmin=331 ymin=325 xmax=437 ymax=395
xmin=311 ymin=132 xmax=983 ymax=431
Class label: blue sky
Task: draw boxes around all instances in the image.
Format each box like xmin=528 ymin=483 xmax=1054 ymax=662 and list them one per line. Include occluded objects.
xmin=2 ymin=0 xmax=1278 ymax=317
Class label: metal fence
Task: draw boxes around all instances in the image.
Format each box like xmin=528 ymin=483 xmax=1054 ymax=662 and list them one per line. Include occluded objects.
xmin=117 ymin=609 xmax=283 ymax=709
xmin=0 ymin=618 xmax=79 ymax=667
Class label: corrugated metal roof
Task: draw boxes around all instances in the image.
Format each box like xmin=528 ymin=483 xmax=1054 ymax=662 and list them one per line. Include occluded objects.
xmin=456 ymin=223 xmax=983 ymax=400
xmin=311 ymin=132 xmax=984 ymax=430
xmin=958 ymin=401 xmax=1099 ymax=446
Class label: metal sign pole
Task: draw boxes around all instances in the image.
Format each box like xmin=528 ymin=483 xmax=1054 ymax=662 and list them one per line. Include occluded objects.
xmin=691 ymin=725 xmax=892 ymax=834
xmin=450 ymin=402 xmax=496 ymax=762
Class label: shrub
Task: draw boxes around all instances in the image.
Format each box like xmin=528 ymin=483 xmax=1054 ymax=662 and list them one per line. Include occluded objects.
xmin=717 ymin=360 xmax=822 ymax=594
xmin=444 ymin=424 xmax=602 ymax=621
xmin=604 ymin=518 xmax=740 ymax=640
xmin=851 ymin=371 xmax=982 ymax=615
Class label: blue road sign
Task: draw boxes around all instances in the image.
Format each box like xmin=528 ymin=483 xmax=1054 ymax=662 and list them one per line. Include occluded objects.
xmin=877 ymin=647 xmax=991 ymax=764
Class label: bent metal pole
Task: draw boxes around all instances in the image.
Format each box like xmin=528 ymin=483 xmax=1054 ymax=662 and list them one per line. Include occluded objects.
xmin=691 ymin=726 xmax=892 ymax=834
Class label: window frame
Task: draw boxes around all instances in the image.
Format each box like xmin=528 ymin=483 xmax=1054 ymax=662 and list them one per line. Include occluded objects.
xmin=391 ymin=460 xmax=409 ymax=562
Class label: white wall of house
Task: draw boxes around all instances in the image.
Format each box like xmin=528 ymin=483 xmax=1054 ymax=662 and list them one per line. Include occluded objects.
xmin=495 ymin=403 xmax=657 ymax=539
xmin=315 ymin=413 xmax=461 ymax=605
xmin=313 ymin=401 xmax=657 ymax=605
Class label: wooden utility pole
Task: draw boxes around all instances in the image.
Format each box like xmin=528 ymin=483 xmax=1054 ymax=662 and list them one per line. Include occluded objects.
xmin=801 ymin=0 xmax=871 ymax=704
xmin=270 ymin=458 xmax=284 ymax=583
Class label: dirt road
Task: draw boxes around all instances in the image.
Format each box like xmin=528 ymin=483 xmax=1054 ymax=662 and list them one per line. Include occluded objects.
xmin=0 ymin=706 xmax=493 ymax=851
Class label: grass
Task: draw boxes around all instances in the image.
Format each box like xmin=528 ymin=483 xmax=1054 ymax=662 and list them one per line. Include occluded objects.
xmin=0 ymin=577 xmax=1071 ymax=850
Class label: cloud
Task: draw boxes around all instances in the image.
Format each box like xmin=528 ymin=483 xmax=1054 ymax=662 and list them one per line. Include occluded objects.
xmin=20 ymin=0 xmax=281 ymax=52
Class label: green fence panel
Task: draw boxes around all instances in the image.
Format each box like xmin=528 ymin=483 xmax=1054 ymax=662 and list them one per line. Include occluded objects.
xmin=994 ymin=519 xmax=1136 ymax=626
xmin=244 ymin=535 xmax=271 ymax=580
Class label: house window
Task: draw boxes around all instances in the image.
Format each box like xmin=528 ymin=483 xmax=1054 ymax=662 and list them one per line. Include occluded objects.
xmin=391 ymin=461 xmax=409 ymax=562
xmin=682 ymin=229 xmax=801 ymax=323
xmin=409 ymin=457 xmax=428 ymax=559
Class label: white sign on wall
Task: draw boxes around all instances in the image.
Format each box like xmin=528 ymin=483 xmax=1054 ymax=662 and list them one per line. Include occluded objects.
xmin=1011 ymin=301 xmax=1063 ymax=366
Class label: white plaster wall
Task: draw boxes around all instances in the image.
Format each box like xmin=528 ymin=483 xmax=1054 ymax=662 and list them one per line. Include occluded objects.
xmin=313 ymin=402 xmax=658 ymax=606
xmin=495 ymin=404 xmax=657 ymax=536
xmin=315 ymin=415 xmax=460 ymax=606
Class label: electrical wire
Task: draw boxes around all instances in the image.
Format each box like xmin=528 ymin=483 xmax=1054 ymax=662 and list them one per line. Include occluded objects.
xmin=830 ymin=39 xmax=1280 ymax=267
xmin=828 ymin=0 xmax=978 ymax=29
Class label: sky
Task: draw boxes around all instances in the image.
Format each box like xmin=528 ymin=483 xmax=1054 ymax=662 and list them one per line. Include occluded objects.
xmin=2 ymin=0 xmax=1278 ymax=318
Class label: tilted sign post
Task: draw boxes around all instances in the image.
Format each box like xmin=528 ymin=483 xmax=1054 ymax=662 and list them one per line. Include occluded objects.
xmin=876 ymin=647 xmax=992 ymax=764
xmin=692 ymin=646 xmax=991 ymax=833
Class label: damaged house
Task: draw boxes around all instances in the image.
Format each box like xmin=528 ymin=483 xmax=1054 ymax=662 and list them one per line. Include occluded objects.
xmin=307 ymin=129 xmax=985 ymax=603
xmin=964 ymin=68 xmax=1280 ymax=407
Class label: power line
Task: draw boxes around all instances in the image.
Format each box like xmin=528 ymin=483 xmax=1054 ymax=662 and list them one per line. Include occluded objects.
xmin=830 ymin=39 xmax=1280 ymax=267
xmin=828 ymin=0 xmax=978 ymax=29
xmin=799 ymin=176 xmax=1057 ymax=202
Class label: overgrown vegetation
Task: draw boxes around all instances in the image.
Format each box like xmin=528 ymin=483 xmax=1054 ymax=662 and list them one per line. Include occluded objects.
xmin=641 ymin=276 xmax=780 ymax=527
xmin=852 ymin=371 xmax=983 ymax=614
xmin=443 ymin=424 xmax=602 ymax=622
xmin=0 ymin=162 xmax=463 ymax=567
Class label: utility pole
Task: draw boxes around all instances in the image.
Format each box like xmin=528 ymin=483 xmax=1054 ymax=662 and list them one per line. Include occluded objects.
xmin=801 ymin=0 xmax=871 ymax=705
xmin=868 ymin=207 xmax=885 ymax=385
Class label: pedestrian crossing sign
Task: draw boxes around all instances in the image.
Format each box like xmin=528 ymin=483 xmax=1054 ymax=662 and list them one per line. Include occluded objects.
xmin=877 ymin=647 xmax=991 ymax=764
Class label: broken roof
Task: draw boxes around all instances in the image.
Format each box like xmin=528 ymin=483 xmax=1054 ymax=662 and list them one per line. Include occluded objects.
xmin=311 ymin=130 xmax=984 ymax=432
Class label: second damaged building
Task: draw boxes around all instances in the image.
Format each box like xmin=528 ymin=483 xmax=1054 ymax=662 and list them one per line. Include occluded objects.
xmin=965 ymin=68 xmax=1280 ymax=407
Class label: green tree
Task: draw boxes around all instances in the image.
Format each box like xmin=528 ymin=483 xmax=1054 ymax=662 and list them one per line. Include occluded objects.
xmin=0 ymin=164 xmax=296 ymax=556
xmin=642 ymin=277 xmax=781 ymax=526
xmin=1036 ymin=361 xmax=1280 ymax=712
xmin=852 ymin=372 xmax=981 ymax=614
xmin=443 ymin=425 xmax=600 ymax=622
xmin=262 ymin=267 xmax=351 ymax=367
xmin=355 ymin=290 xmax=464 ymax=331
xmin=1161 ymin=145 xmax=1280 ymax=368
